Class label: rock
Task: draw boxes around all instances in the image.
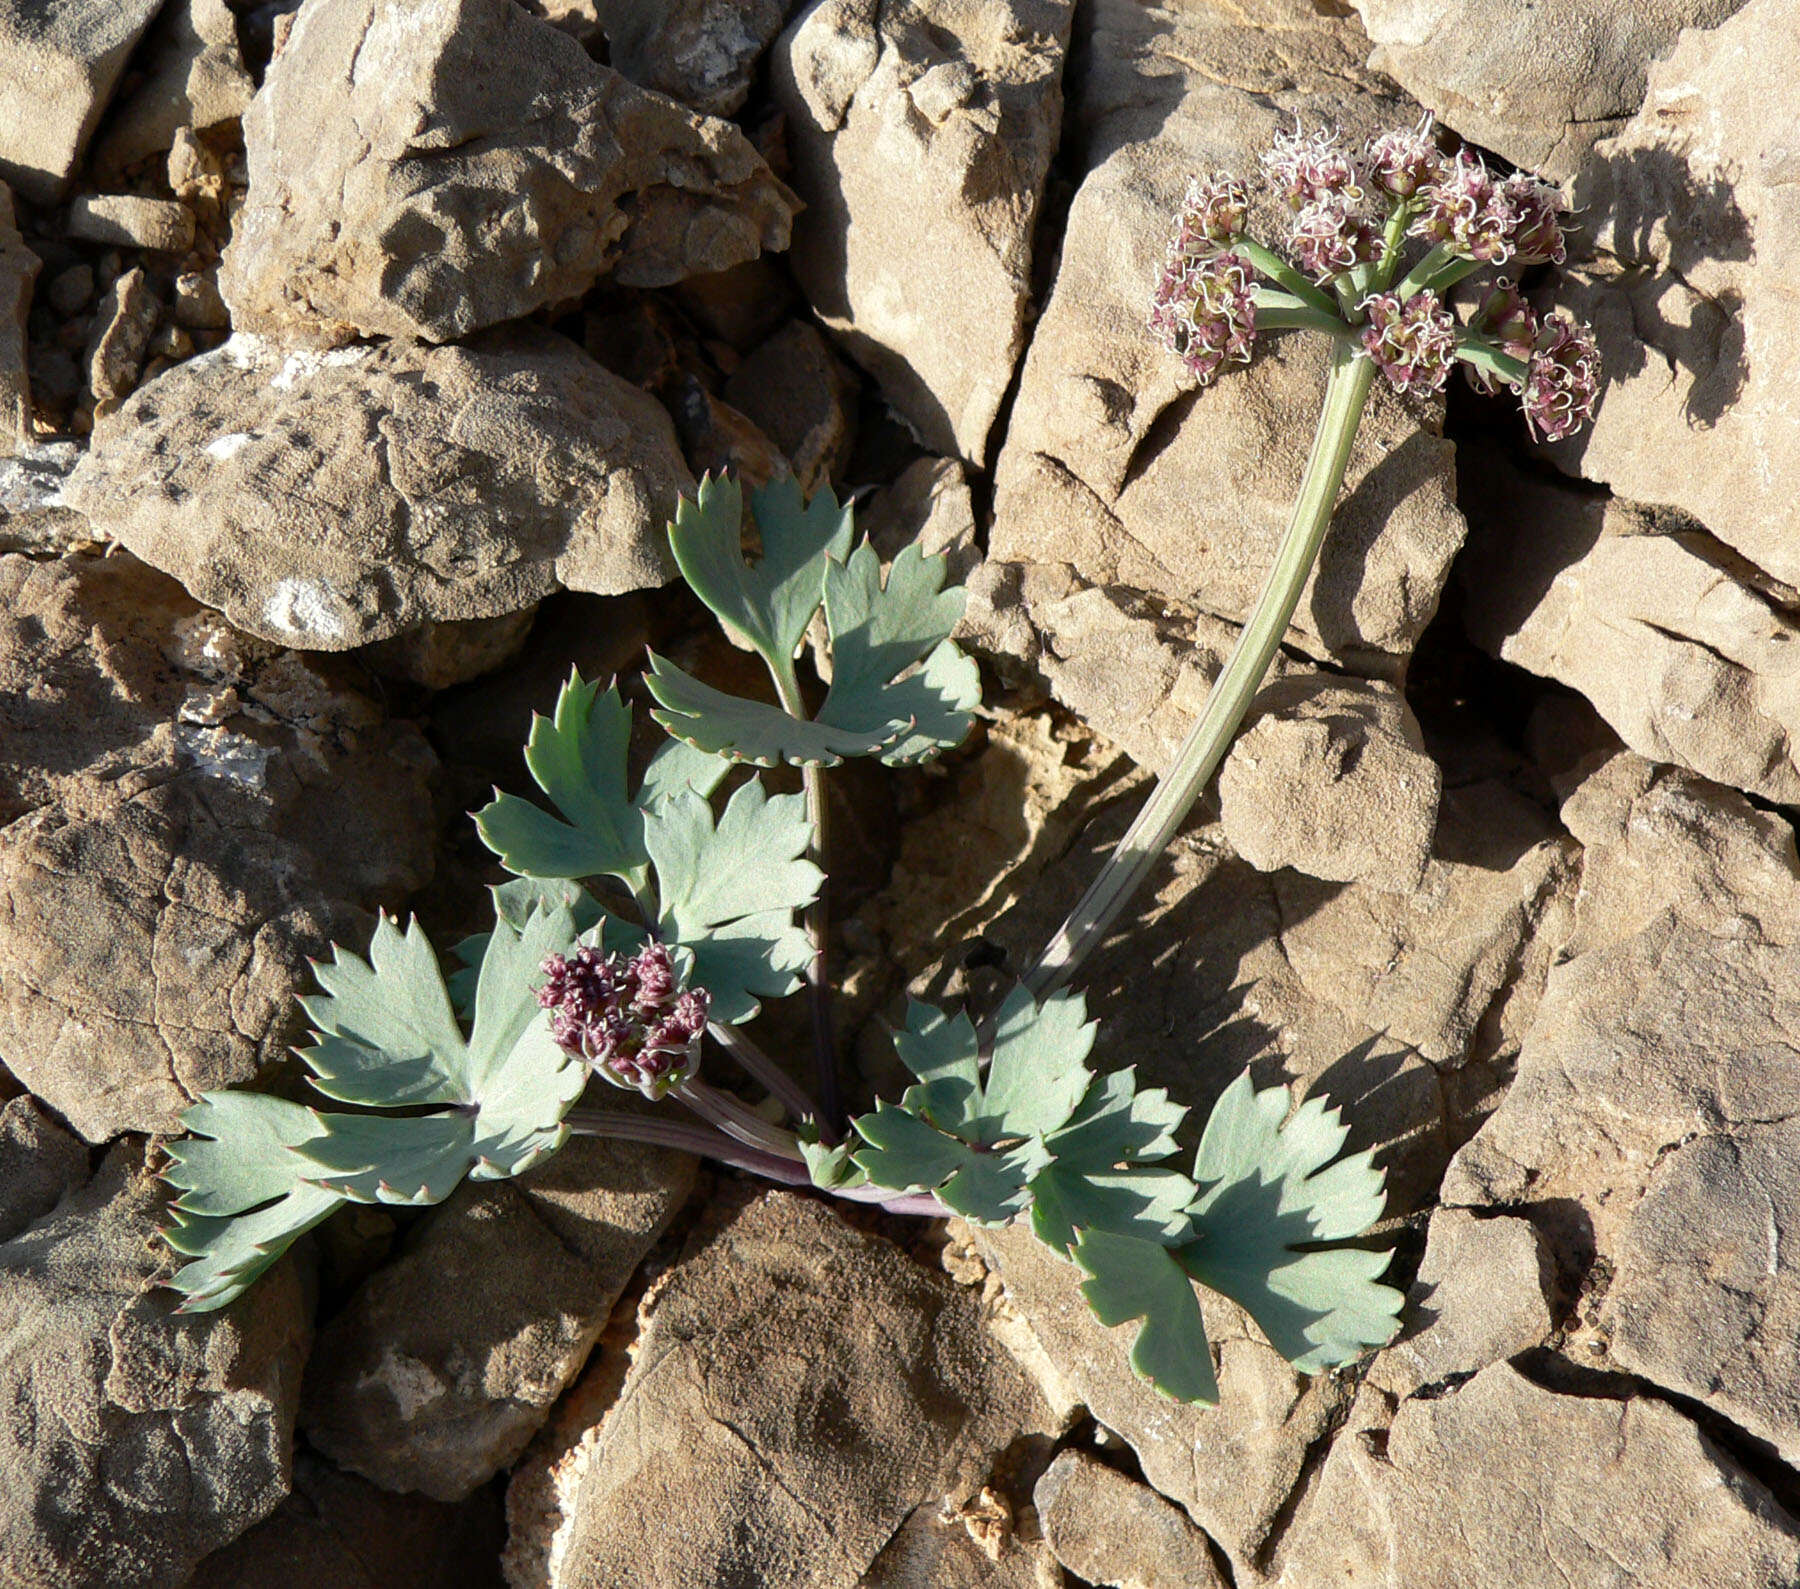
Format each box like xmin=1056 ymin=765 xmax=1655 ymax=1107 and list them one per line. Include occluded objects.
xmin=0 ymin=440 xmax=93 ymax=553
xmin=515 ymin=1192 xmax=1053 ymax=1587
xmin=300 ymin=1137 xmax=694 ymax=1502
xmin=1444 ymin=752 xmax=1800 ymax=1468
xmin=1461 ymin=452 xmax=1800 ymax=805
xmin=862 ymin=456 xmax=980 ymax=582
xmin=67 ymin=194 xmax=197 ymax=253
xmin=0 ymin=1144 xmax=310 ymax=1589
xmin=0 ymin=182 xmax=36 ymax=450
xmin=721 ymin=318 xmax=859 ymax=490
xmin=670 ymin=256 xmax=798 ymax=354
xmin=0 ymin=1095 xmax=87 ymax=1240
xmin=0 ymin=0 xmax=166 ymax=206
xmin=185 ymin=1452 xmax=506 ymax=1589
xmin=1347 ymin=0 xmax=1747 ymax=182
xmin=0 ymin=552 xmax=437 ymax=1140
xmin=1035 ymin=1449 xmax=1228 ymax=1589
xmin=172 ymin=269 xmax=230 ymax=329
xmin=519 ymin=0 xmax=604 ymax=47
xmin=361 ymin=609 xmax=539 ymax=690
xmin=859 ymin=1504 xmax=1064 ymax=1588
xmin=1271 ymin=1365 xmax=1800 ymax=1588
xmin=662 ymin=376 xmax=789 ymax=488
xmin=773 ymin=0 xmax=1076 ymax=465
xmin=598 ymin=0 xmax=790 ymax=117
xmin=1551 ymin=0 xmax=1800 ymax=588
xmin=44 ymin=263 xmax=93 ymax=317
xmin=89 ymin=0 xmax=255 ymax=174
xmin=221 ymin=0 xmax=799 ymax=345
xmin=987 ymin=0 xmax=1463 ymax=689
xmin=1218 ymin=676 xmax=1441 ymax=892
xmin=63 ymin=326 xmax=690 ymax=651
xmin=1368 ymin=1208 xmax=1553 ymax=1400
xmin=85 ymin=263 xmax=159 ymax=416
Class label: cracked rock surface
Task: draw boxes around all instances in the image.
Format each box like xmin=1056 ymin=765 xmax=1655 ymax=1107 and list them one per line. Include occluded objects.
xmin=0 ymin=552 xmax=436 ymax=1140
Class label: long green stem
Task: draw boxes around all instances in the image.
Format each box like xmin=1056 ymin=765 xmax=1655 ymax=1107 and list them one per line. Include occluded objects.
xmin=771 ymin=660 xmax=844 ymax=1143
xmin=1026 ymin=342 xmax=1379 ymax=994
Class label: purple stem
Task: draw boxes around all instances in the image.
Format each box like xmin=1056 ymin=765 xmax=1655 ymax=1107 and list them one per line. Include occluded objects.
xmin=707 ymin=1021 xmax=819 ymax=1124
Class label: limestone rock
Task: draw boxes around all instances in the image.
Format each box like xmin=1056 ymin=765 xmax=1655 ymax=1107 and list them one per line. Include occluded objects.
xmin=1348 ymin=0 xmax=1747 ymax=182
xmin=67 ymin=194 xmax=197 ymax=253
xmin=0 ymin=0 xmax=166 ymax=206
xmin=1551 ymin=0 xmax=1800 ymax=588
xmin=361 ymin=609 xmax=539 ymax=691
xmin=0 ymin=182 xmax=35 ymax=451
xmin=186 ymin=1453 xmax=505 ymax=1589
xmin=987 ymin=0 xmax=1463 ymax=690
xmin=773 ymin=0 xmax=1075 ymax=465
xmin=1461 ymin=453 xmax=1800 ymax=805
xmin=0 ymin=1095 xmax=87 ymax=1241
xmin=1218 ymin=676 xmax=1441 ymax=893
xmin=598 ymin=0 xmax=789 ymax=117
xmin=519 ymin=1192 xmax=1052 ymax=1588
xmin=0 ymin=441 xmax=92 ymax=554
xmin=301 ymin=1137 xmax=694 ymax=1502
xmin=1035 ymin=1449 xmax=1228 ymax=1589
xmin=0 ymin=553 xmax=437 ymax=1140
xmin=1445 ymin=752 xmax=1800 ymax=1468
xmin=222 ymin=0 xmax=798 ymax=345
xmin=863 ymin=456 xmax=980 ymax=582
xmin=85 ymin=263 xmax=160 ymax=416
xmin=90 ymin=0 xmax=255 ymax=174
xmin=859 ymin=1504 xmax=1063 ymax=1588
xmin=1369 ymin=1208 xmax=1553 ymax=1400
xmin=721 ymin=318 xmax=859 ymax=491
xmin=1273 ymin=1365 xmax=1800 ymax=1588
xmin=64 ymin=327 xmax=690 ymax=650
xmin=0 ymin=1144 xmax=310 ymax=1589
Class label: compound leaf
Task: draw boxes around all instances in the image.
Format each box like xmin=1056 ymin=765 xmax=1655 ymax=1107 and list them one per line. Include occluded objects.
xmin=1074 ymin=1227 xmax=1219 ymax=1404
xmin=817 ymin=542 xmax=979 ymax=765
xmin=852 ymin=1100 xmax=1047 ymax=1223
xmin=1176 ymin=1074 xmax=1403 ymax=1373
xmin=644 ymin=652 xmax=899 ymax=768
xmin=636 ymin=733 xmax=733 ymax=809
xmin=474 ymin=673 xmax=650 ymax=886
xmin=642 ymin=782 xmax=820 ymax=1023
xmin=667 ymin=473 xmax=853 ymax=672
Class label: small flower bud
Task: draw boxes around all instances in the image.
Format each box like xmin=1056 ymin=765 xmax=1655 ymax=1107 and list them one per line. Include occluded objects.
xmin=1149 ymin=249 xmax=1257 ymax=386
xmin=1263 ymin=123 xmax=1367 ymax=211
xmin=1522 ymin=311 xmax=1602 ymax=442
xmin=625 ymin=941 xmax=678 ymax=1012
xmin=538 ymin=943 xmax=711 ymax=1100
xmin=1460 ymin=283 xmax=1537 ymax=394
xmin=1172 ymin=173 xmax=1250 ymax=253
xmin=1288 ymin=192 xmax=1377 ymax=283
xmin=1366 ymin=118 xmax=1444 ymax=201
xmin=1412 ymin=150 xmax=1517 ymax=263
xmin=1358 ymin=290 xmax=1458 ymax=394
xmin=1500 ymin=173 xmax=1566 ymax=265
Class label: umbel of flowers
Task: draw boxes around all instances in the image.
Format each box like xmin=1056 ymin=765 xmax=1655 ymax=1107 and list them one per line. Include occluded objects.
xmin=1148 ymin=118 xmax=1600 ymax=441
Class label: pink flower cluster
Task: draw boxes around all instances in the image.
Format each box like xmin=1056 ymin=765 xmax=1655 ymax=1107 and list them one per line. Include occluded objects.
xmin=1149 ymin=248 xmax=1257 ymax=386
xmin=1359 ymin=291 xmax=1458 ymax=393
xmin=1522 ymin=311 xmax=1602 ymax=442
xmin=538 ymin=941 xmax=710 ymax=1099
xmin=1411 ymin=153 xmax=1566 ymax=267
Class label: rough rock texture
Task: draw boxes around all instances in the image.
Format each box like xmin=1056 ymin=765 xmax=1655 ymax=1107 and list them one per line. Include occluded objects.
xmin=90 ymin=0 xmax=255 ymax=174
xmin=1273 ymin=1366 xmax=1800 ymax=1588
xmin=85 ymin=264 xmax=160 ymax=416
xmin=1445 ymin=752 xmax=1800 ymax=1468
xmin=0 ymin=0 xmax=166 ymax=206
xmin=517 ymin=1193 xmax=1053 ymax=1588
xmin=1368 ymin=1208 xmax=1554 ymax=1400
xmin=1348 ymin=0 xmax=1747 ymax=181
xmin=1553 ymin=0 xmax=1800 ymax=588
xmin=1035 ymin=1449 xmax=1228 ymax=1589
xmin=1461 ymin=452 xmax=1800 ymax=804
xmin=0 ymin=553 xmax=437 ymax=1140
xmin=0 ymin=1095 xmax=87 ymax=1240
xmin=64 ymin=327 xmax=690 ymax=650
xmin=863 ymin=456 xmax=980 ymax=580
xmin=222 ymin=0 xmax=799 ymax=345
xmin=721 ymin=318 xmax=860 ymax=491
xmin=598 ymin=0 xmax=790 ymax=117
xmin=186 ymin=1453 xmax=506 ymax=1589
xmin=0 ymin=182 xmax=35 ymax=451
xmin=1218 ymin=676 xmax=1442 ymax=892
xmin=859 ymin=1505 xmax=1064 ymax=1588
xmin=67 ymin=194 xmax=197 ymax=253
xmin=774 ymin=0 xmax=1075 ymax=465
xmin=985 ymin=0 xmax=1464 ymax=695
xmin=0 ymin=441 xmax=91 ymax=553
xmin=0 ymin=1145 xmax=310 ymax=1589
xmin=301 ymin=1138 xmax=694 ymax=1502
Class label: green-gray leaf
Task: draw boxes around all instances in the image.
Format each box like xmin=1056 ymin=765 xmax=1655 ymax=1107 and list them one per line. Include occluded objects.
xmin=1176 ymin=1073 xmax=1402 ymax=1373
xmin=474 ymin=673 xmax=649 ymax=886
xmin=644 ymin=652 xmax=900 ymax=768
xmin=642 ymin=781 xmax=821 ymax=1023
xmin=817 ymin=541 xmax=979 ymax=765
xmin=667 ymin=473 xmax=853 ymax=672
xmin=852 ymin=1100 xmax=1046 ymax=1223
xmin=1074 ymin=1227 xmax=1219 ymax=1404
